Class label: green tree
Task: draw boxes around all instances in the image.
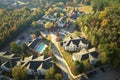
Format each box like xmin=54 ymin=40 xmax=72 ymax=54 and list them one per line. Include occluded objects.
xmin=12 ymin=66 xmax=27 ymax=80
xmin=76 ymin=0 xmax=120 ymax=70
xmin=10 ymin=42 xmax=22 ymax=54
xmin=55 ymin=73 xmax=62 ymax=80
xmin=45 ymin=67 xmax=55 ymax=79
xmin=45 ymin=22 xmax=53 ymax=30
xmin=73 ymin=0 xmax=81 ymax=4
xmin=74 ymin=21 xmax=80 ymax=31
xmin=83 ymin=60 xmax=91 ymax=72
xmin=75 ymin=61 xmax=84 ymax=73
xmin=34 ymin=30 xmax=40 ymax=37
xmin=22 ymin=43 xmax=29 ymax=53
xmin=91 ymin=0 xmax=108 ymax=11
xmin=32 ymin=21 xmax=39 ymax=28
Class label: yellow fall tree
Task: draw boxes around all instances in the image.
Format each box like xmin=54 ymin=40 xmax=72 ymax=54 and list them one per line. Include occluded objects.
xmin=45 ymin=22 xmax=53 ymax=29
xmin=99 ymin=11 xmax=107 ymax=19
xmin=101 ymin=19 xmax=109 ymax=27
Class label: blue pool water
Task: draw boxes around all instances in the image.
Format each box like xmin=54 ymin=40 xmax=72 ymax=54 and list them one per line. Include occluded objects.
xmin=36 ymin=43 xmax=46 ymax=53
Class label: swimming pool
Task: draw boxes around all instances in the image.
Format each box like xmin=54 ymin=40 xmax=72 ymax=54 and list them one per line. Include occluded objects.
xmin=36 ymin=43 xmax=46 ymax=53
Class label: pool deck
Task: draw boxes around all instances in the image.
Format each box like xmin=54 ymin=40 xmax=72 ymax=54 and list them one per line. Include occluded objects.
xmin=39 ymin=44 xmax=48 ymax=54
xmin=35 ymin=42 xmax=48 ymax=54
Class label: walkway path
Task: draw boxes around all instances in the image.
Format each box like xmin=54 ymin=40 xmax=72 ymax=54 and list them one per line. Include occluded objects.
xmin=50 ymin=33 xmax=81 ymax=80
xmin=50 ymin=33 xmax=70 ymax=80
xmin=41 ymin=31 xmax=82 ymax=80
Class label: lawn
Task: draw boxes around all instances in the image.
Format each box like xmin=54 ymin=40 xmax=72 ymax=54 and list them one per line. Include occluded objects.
xmin=17 ymin=1 xmax=27 ymax=5
xmin=66 ymin=5 xmax=93 ymax=14
xmin=58 ymin=43 xmax=74 ymax=68
xmin=66 ymin=31 xmax=81 ymax=38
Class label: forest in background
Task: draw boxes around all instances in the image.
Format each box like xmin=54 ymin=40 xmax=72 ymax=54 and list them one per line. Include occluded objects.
xmin=75 ymin=0 xmax=120 ymax=69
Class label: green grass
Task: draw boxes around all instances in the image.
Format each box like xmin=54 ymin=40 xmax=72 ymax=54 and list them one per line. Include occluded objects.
xmin=66 ymin=5 xmax=93 ymax=14
xmin=58 ymin=43 xmax=74 ymax=68
xmin=66 ymin=31 xmax=81 ymax=38
xmin=17 ymin=1 xmax=26 ymax=5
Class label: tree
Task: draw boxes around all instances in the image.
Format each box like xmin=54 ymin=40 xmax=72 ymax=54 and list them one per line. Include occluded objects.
xmin=74 ymin=21 xmax=80 ymax=31
xmin=91 ymin=0 xmax=108 ymax=11
xmin=0 ymin=6 xmax=43 ymax=49
xmin=76 ymin=0 xmax=120 ymax=70
xmin=45 ymin=67 xmax=55 ymax=79
xmin=10 ymin=42 xmax=22 ymax=54
xmin=32 ymin=21 xmax=39 ymax=28
xmin=85 ymin=0 xmax=91 ymax=5
xmin=12 ymin=66 xmax=27 ymax=80
xmin=57 ymin=2 xmax=64 ymax=7
xmin=48 ymin=49 xmax=53 ymax=57
xmin=22 ymin=43 xmax=29 ymax=53
xmin=56 ymin=36 xmax=62 ymax=42
xmin=45 ymin=11 xmax=50 ymax=15
xmin=55 ymin=73 xmax=62 ymax=80
xmin=75 ymin=61 xmax=84 ymax=73
xmin=45 ymin=22 xmax=53 ymax=30
xmin=73 ymin=0 xmax=81 ymax=4
xmin=60 ymin=13 xmax=64 ymax=17
xmin=83 ymin=60 xmax=91 ymax=72
xmin=101 ymin=19 xmax=109 ymax=27
xmin=54 ymin=12 xmax=58 ymax=17
xmin=34 ymin=30 xmax=40 ymax=37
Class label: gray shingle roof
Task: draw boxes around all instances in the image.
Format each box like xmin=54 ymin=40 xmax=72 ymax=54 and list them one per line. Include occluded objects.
xmin=81 ymin=54 xmax=89 ymax=61
xmin=65 ymin=38 xmax=88 ymax=47
xmin=89 ymin=52 xmax=98 ymax=59
xmin=29 ymin=38 xmax=40 ymax=49
xmin=28 ymin=61 xmax=42 ymax=71
xmin=3 ymin=60 xmax=17 ymax=68
xmin=22 ymin=56 xmax=53 ymax=71
xmin=73 ymin=47 xmax=98 ymax=61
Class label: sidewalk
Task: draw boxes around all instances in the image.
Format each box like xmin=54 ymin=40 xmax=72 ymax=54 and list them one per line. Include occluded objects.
xmin=50 ymin=33 xmax=81 ymax=80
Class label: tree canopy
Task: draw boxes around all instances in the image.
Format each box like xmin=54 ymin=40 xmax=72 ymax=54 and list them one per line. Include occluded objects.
xmin=10 ymin=42 xmax=22 ymax=54
xmin=0 ymin=7 xmax=43 ymax=49
xmin=45 ymin=22 xmax=53 ymax=29
xmin=12 ymin=66 xmax=27 ymax=80
xmin=77 ymin=1 xmax=120 ymax=69
xmin=45 ymin=67 xmax=55 ymax=79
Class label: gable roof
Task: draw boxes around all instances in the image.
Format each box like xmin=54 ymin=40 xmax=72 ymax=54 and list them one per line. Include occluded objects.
xmin=0 ymin=52 xmax=21 ymax=61
xmin=81 ymin=54 xmax=89 ymax=61
xmin=89 ymin=47 xmax=98 ymax=58
xmin=23 ymin=56 xmax=33 ymax=62
xmin=66 ymin=39 xmax=80 ymax=47
xmin=65 ymin=37 xmax=88 ymax=47
xmin=73 ymin=48 xmax=89 ymax=61
xmin=28 ymin=38 xmax=40 ymax=49
xmin=21 ymin=55 xmax=53 ymax=71
xmin=2 ymin=60 xmax=17 ymax=69
xmin=28 ymin=61 xmax=42 ymax=71
xmin=0 ymin=52 xmax=6 ymax=56
xmin=42 ymin=57 xmax=53 ymax=69
xmin=73 ymin=47 xmax=98 ymax=61
xmin=32 ymin=55 xmax=44 ymax=61
xmin=72 ymin=39 xmax=81 ymax=47
xmin=89 ymin=51 xmax=98 ymax=59
xmin=79 ymin=48 xmax=89 ymax=54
